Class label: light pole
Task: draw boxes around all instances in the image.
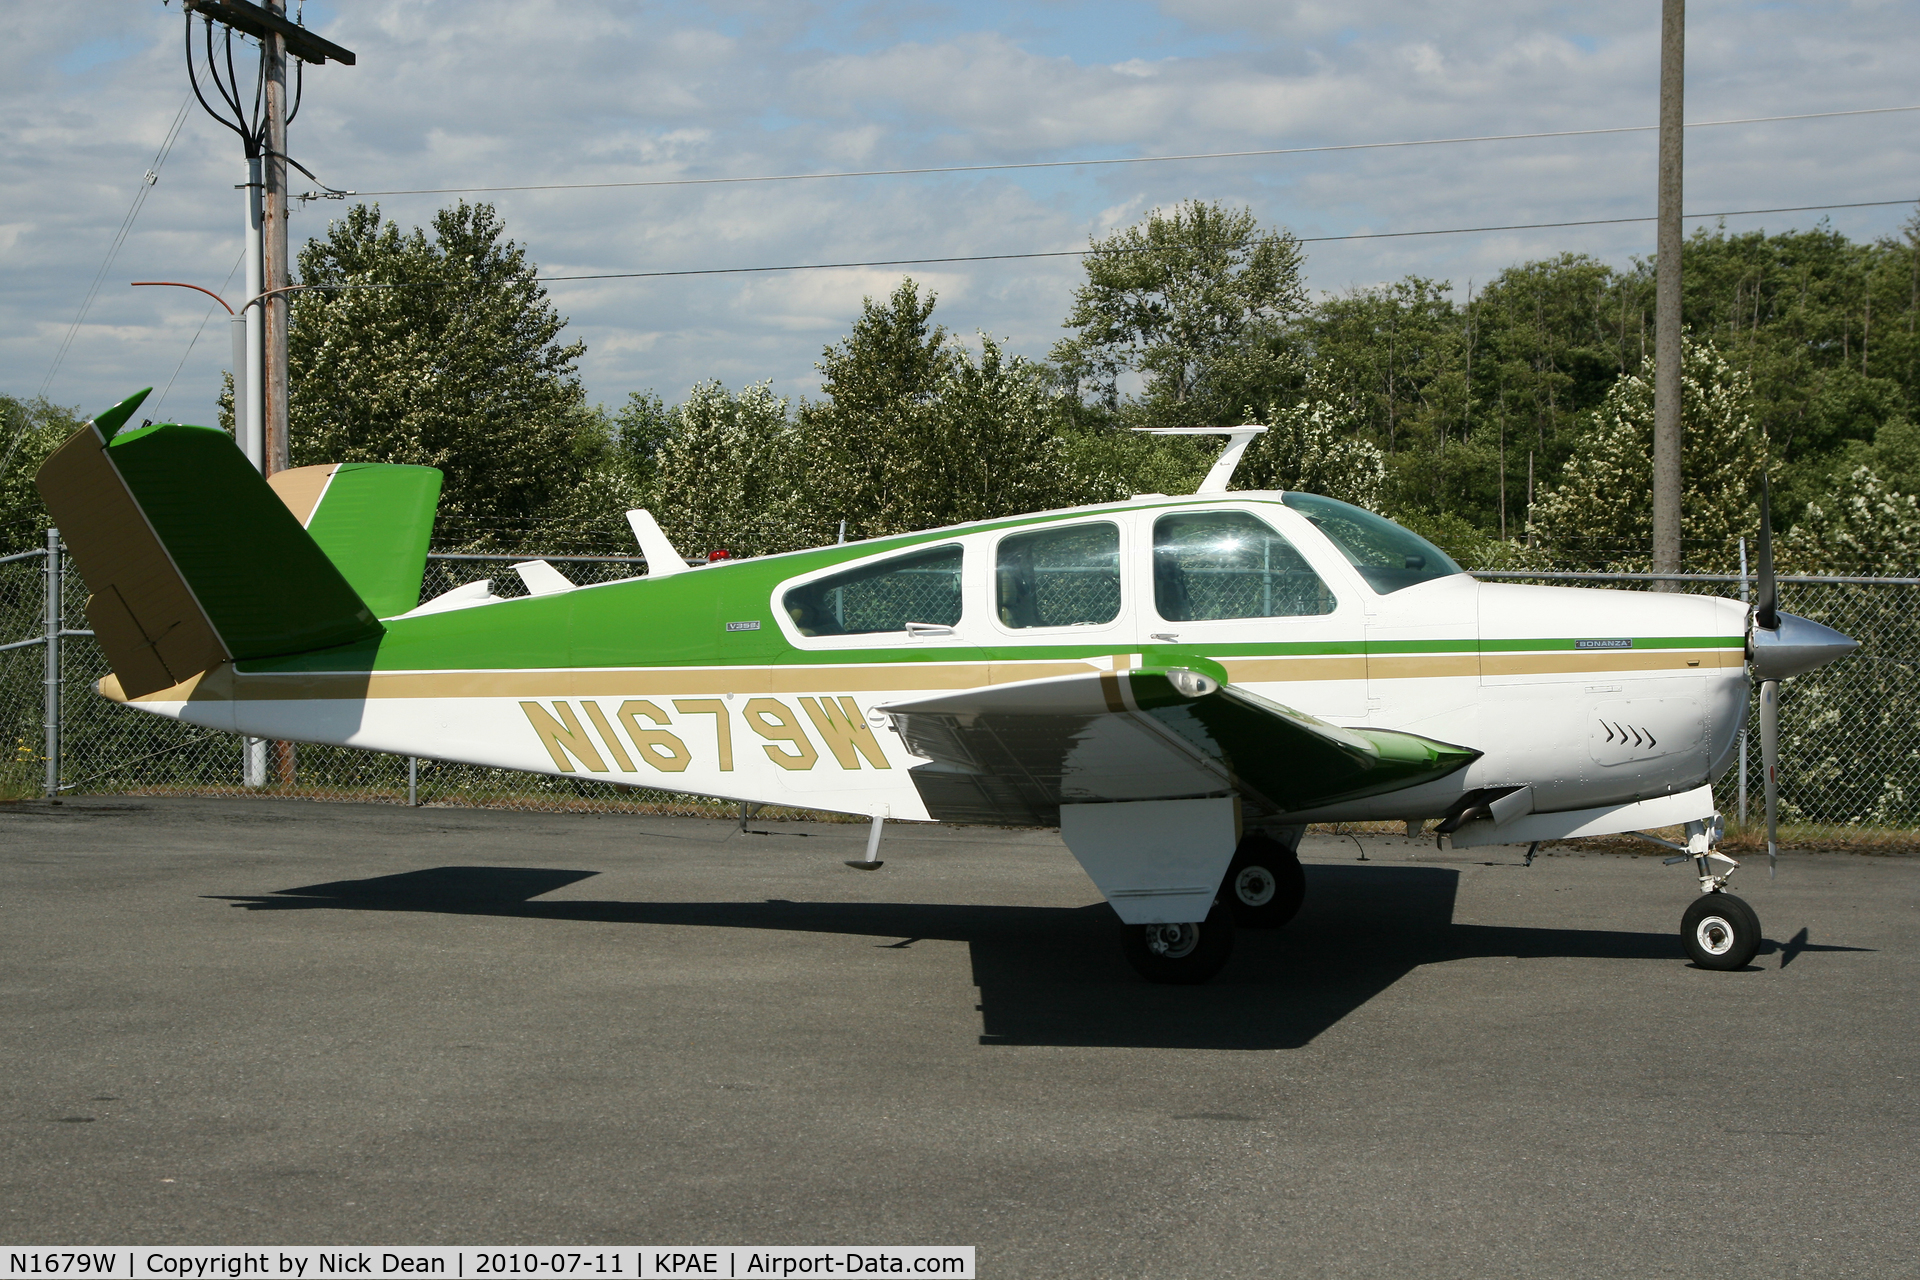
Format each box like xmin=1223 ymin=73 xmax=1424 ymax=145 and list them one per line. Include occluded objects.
xmin=179 ymin=0 xmax=353 ymax=789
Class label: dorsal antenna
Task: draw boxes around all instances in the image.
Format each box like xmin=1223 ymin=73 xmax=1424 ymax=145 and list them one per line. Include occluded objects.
xmin=1134 ymin=425 xmax=1269 ymax=494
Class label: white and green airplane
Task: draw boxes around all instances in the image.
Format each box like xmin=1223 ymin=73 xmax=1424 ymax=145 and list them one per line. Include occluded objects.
xmin=37 ymin=390 xmax=1857 ymax=982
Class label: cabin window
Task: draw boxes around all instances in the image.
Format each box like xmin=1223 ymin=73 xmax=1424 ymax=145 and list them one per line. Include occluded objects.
xmin=1153 ymin=511 xmax=1336 ymax=620
xmin=1280 ymin=492 xmax=1462 ymax=594
xmin=996 ymin=522 xmax=1122 ymax=629
xmin=782 ymin=544 xmax=963 ymax=636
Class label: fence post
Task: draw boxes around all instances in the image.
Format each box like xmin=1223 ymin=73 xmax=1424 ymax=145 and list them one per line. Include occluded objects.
xmin=42 ymin=528 xmax=61 ymax=799
xmin=408 ymin=756 xmax=419 ymax=807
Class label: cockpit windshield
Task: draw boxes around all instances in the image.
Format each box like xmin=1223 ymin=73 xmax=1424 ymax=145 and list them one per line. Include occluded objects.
xmin=1280 ymin=493 xmax=1463 ymax=594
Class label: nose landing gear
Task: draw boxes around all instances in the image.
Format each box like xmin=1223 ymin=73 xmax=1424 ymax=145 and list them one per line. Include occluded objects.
xmin=1682 ymin=892 xmax=1761 ymax=969
xmin=1665 ymin=816 xmax=1762 ymax=970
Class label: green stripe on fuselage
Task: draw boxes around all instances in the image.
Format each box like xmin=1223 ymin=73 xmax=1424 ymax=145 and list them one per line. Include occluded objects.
xmin=233 ymin=504 xmax=1745 ymax=677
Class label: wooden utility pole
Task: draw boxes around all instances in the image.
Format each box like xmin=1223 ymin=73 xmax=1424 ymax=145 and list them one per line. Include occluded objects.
xmin=261 ymin=0 xmax=292 ymax=476
xmin=1652 ymin=0 xmax=1685 ymax=587
xmin=182 ymin=3 xmax=354 ymax=472
xmin=261 ymin=1 xmax=293 ymax=783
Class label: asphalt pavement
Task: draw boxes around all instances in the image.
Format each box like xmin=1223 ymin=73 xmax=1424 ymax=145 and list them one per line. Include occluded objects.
xmin=2 ymin=796 xmax=1915 ymax=1278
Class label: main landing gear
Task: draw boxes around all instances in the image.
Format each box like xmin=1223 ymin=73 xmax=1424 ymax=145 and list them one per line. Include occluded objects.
xmin=1223 ymin=828 xmax=1306 ymax=929
xmin=1120 ymin=897 xmax=1238 ymax=985
xmin=1118 ymin=830 xmax=1307 ymax=984
xmin=1668 ymin=817 xmax=1762 ymax=971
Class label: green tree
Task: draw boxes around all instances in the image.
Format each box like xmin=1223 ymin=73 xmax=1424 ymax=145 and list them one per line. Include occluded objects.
xmin=814 ymin=277 xmax=954 ymax=416
xmin=1052 ymin=201 xmax=1307 ymax=427
xmin=1784 ymin=467 xmax=1920 ymax=574
xmin=1527 ymin=339 xmax=1771 ymax=570
xmin=789 ymin=280 xmax=1122 ymax=542
xmin=1676 ymin=220 xmax=1916 ymax=516
xmin=0 ymin=396 xmax=86 ymax=545
xmin=1830 ymin=417 xmax=1920 ymax=497
xmin=280 ymin=202 xmax=606 ymax=546
xmin=611 ymin=390 xmax=676 ymax=488
xmin=648 ymin=380 xmax=799 ymax=558
xmin=1468 ymin=254 xmax=1651 ymax=536
xmin=1235 ymin=366 xmax=1387 ymax=509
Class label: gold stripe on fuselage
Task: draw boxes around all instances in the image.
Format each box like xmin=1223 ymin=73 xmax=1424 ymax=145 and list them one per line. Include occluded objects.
xmin=1479 ymin=649 xmax=1744 ymax=677
xmin=109 ymin=646 xmax=1744 ymax=706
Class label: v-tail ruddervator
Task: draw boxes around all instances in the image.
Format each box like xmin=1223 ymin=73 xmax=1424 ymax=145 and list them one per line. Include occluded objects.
xmin=37 ymin=393 xmax=1858 ymax=982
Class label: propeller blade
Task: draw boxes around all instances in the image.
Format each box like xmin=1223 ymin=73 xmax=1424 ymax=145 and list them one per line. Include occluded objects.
xmin=1755 ymin=473 xmax=1780 ymax=631
xmin=1760 ymin=678 xmax=1780 ymax=877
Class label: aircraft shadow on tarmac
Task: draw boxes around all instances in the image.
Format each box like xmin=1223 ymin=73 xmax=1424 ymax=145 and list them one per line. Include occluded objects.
xmin=209 ymin=864 xmax=1867 ymax=1051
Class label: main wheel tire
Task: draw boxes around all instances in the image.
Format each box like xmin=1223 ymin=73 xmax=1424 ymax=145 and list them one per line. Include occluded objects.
xmin=1224 ymin=831 xmax=1306 ymax=928
xmin=1120 ymin=897 xmax=1236 ymax=985
xmin=1681 ymin=892 xmax=1761 ymax=970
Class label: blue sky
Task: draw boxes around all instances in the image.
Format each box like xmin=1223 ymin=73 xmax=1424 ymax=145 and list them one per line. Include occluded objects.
xmin=5 ymin=1 xmax=1918 ymax=427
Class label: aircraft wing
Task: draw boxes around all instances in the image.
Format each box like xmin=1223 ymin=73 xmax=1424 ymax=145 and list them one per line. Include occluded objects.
xmin=881 ymin=667 xmax=1479 ymax=827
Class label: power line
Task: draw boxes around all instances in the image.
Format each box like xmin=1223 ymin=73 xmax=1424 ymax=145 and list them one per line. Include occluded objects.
xmin=535 ymin=197 xmax=1919 ymax=284
xmin=350 ymin=104 xmax=1920 ymax=199
xmin=5 ymin=82 xmax=207 ymax=492
xmin=35 ymin=89 xmax=198 ymax=400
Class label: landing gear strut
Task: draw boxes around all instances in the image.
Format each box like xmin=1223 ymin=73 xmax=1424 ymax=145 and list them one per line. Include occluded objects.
xmin=1665 ymin=816 xmax=1762 ymax=970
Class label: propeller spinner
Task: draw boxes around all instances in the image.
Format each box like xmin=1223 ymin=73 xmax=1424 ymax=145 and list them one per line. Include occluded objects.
xmin=1747 ymin=474 xmax=1859 ymax=874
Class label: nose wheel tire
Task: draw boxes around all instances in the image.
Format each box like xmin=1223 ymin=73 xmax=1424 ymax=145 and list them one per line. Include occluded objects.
xmin=1120 ymin=897 xmax=1236 ymax=984
xmin=1681 ymin=892 xmax=1761 ymax=970
xmin=1225 ymin=831 xmax=1306 ymax=929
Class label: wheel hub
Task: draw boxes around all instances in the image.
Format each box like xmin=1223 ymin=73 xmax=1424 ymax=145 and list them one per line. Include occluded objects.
xmin=1694 ymin=913 xmax=1736 ymax=956
xmin=1233 ymin=865 xmax=1275 ymax=907
xmin=1145 ymin=922 xmax=1200 ymax=959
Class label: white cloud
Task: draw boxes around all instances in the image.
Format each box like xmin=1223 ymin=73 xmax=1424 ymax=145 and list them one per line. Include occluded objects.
xmin=3 ymin=0 xmax=1917 ymax=438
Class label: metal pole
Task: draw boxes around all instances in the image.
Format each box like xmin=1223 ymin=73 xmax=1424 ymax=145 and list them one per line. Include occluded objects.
xmin=230 ymin=311 xmax=250 ymax=455
xmin=43 ymin=529 xmax=62 ymax=800
xmin=1738 ymin=535 xmax=1748 ymax=825
xmin=241 ymin=157 xmax=270 ymax=785
xmin=261 ymin=3 xmax=290 ymax=478
xmin=408 ymin=756 xmax=419 ymax=807
xmin=242 ymin=155 xmax=265 ymax=471
xmin=1651 ymin=0 xmax=1685 ymax=589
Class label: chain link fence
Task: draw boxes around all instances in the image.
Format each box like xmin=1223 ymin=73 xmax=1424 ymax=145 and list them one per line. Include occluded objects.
xmin=0 ymin=541 xmax=759 ymax=816
xmin=4 ymin=531 xmax=1916 ymax=829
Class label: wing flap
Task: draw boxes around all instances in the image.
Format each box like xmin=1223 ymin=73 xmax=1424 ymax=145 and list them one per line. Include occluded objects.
xmin=884 ymin=667 xmax=1478 ymax=827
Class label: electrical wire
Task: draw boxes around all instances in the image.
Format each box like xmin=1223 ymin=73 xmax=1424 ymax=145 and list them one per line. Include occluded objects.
xmin=349 ymin=104 xmax=1920 ymax=199
xmin=534 ymin=197 xmax=1920 ymax=284
xmin=149 ymin=248 xmax=248 ymax=421
xmin=33 ymin=92 xmax=197 ymax=403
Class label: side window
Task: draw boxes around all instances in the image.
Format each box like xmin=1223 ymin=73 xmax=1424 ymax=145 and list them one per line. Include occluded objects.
xmin=783 ymin=544 xmax=963 ymax=637
xmin=1153 ymin=510 xmax=1336 ymax=620
xmin=996 ymin=522 xmax=1121 ymax=629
